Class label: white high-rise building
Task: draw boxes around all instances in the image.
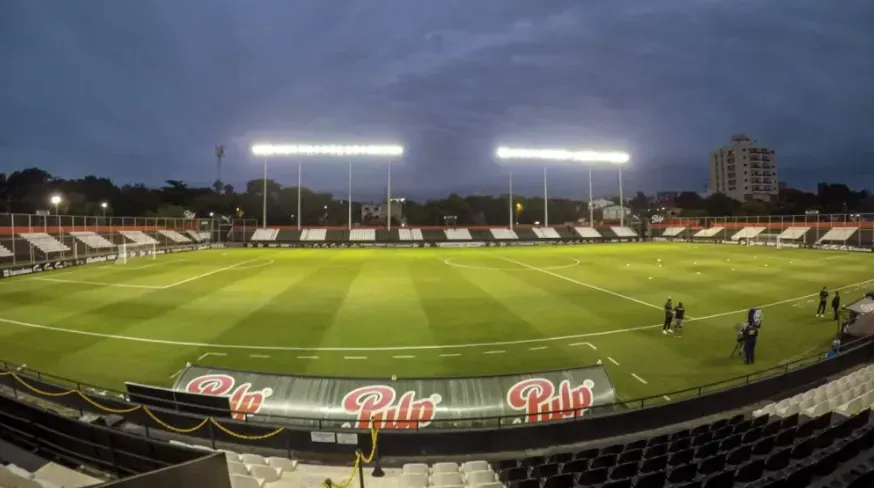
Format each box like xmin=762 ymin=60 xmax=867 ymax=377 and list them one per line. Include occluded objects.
xmin=709 ymin=134 xmax=778 ymax=201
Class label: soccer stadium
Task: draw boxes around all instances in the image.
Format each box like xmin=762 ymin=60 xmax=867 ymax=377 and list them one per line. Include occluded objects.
xmin=1 ymin=211 xmax=874 ymax=488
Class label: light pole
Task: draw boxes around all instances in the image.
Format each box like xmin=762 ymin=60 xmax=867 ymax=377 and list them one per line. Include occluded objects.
xmin=251 ymin=143 xmax=404 ymax=231
xmin=50 ymin=195 xmax=61 ymax=216
xmin=100 ymin=201 xmax=108 ymax=221
xmin=495 ymin=147 xmax=630 ymax=227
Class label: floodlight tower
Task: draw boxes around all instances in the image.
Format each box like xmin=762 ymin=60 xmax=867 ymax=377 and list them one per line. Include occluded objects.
xmin=251 ymin=144 xmax=404 ymax=230
xmin=495 ymin=147 xmax=630 ymax=227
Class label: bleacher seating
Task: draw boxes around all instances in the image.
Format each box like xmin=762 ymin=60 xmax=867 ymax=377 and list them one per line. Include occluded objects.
xmin=158 ymin=229 xmax=192 ymax=243
xmin=0 ymin=243 xmax=13 ymax=258
xmin=250 ymin=228 xmax=279 ymax=241
xmin=818 ymin=227 xmax=859 ymax=243
xmin=350 ymin=229 xmax=376 ymax=241
xmin=120 ymin=230 xmax=158 ymax=245
xmin=490 ymin=228 xmax=518 ymax=240
xmin=19 ymin=233 xmax=70 ymax=253
xmin=1 ymin=462 xmax=101 ymax=488
xmin=756 ymin=364 xmax=874 ymax=419
xmin=398 ymin=229 xmax=424 ymax=241
xmin=486 ymin=409 xmax=874 ymax=488
xmin=445 ymin=228 xmax=472 ymax=240
xmin=777 ymin=227 xmax=810 ymax=240
xmin=731 ymin=227 xmax=767 ymax=240
xmin=693 ymin=227 xmax=725 ymax=238
xmin=300 ymin=229 xmax=327 ymax=241
xmin=575 ymin=227 xmax=602 ymax=239
xmin=70 ymin=231 xmax=115 ymax=249
xmin=661 ymin=227 xmax=686 ymax=237
xmin=532 ymin=227 xmax=561 ymax=239
xmin=611 ymin=226 xmax=638 ymax=238
xmin=185 ymin=230 xmax=210 ymax=242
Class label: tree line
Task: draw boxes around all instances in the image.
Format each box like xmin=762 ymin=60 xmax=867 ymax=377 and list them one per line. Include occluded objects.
xmin=0 ymin=168 xmax=871 ymax=226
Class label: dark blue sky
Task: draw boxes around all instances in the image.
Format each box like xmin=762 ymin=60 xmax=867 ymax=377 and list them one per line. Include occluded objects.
xmin=1 ymin=1 xmax=873 ymax=200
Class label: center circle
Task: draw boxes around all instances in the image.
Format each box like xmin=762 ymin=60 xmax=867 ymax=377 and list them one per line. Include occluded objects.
xmin=444 ymin=257 xmax=580 ymax=271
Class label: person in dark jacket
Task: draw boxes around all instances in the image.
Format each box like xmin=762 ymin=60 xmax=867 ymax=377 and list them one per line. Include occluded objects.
xmin=674 ymin=302 xmax=686 ymax=335
xmin=662 ymin=298 xmax=674 ymax=334
xmin=832 ymin=291 xmax=841 ymax=320
xmin=816 ymin=287 xmax=829 ymax=318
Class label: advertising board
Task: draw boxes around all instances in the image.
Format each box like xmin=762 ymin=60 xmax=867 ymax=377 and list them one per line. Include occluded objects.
xmin=173 ymin=365 xmax=616 ymax=430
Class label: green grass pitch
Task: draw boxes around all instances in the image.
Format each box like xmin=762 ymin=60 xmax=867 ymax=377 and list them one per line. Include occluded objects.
xmin=0 ymin=243 xmax=870 ymax=403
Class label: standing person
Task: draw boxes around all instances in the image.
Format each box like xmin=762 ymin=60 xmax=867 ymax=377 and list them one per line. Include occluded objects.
xmin=832 ymin=291 xmax=841 ymax=320
xmin=742 ymin=322 xmax=759 ymax=365
xmin=674 ymin=302 xmax=686 ymax=336
xmin=662 ymin=298 xmax=674 ymax=335
xmin=816 ymin=287 xmax=829 ymax=318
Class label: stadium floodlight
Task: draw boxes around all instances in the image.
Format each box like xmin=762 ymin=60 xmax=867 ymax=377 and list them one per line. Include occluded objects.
xmin=49 ymin=195 xmax=61 ymax=215
xmin=100 ymin=201 xmax=108 ymax=220
xmin=495 ymin=146 xmax=632 ymax=228
xmin=251 ymin=143 xmax=404 ymax=230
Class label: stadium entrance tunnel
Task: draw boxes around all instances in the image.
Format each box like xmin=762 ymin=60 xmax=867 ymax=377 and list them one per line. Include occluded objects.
xmin=443 ymin=256 xmax=581 ymax=271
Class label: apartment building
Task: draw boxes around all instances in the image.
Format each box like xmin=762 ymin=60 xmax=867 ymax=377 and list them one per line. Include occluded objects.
xmin=709 ymin=134 xmax=778 ymax=201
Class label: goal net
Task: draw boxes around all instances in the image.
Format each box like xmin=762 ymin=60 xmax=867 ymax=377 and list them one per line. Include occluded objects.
xmin=117 ymin=242 xmax=157 ymax=264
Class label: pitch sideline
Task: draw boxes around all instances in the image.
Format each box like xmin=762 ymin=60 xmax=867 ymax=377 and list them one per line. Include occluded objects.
xmin=0 ymin=277 xmax=870 ymax=353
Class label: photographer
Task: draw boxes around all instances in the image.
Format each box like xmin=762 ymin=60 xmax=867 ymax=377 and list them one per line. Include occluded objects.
xmin=742 ymin=322 xmax=759 ymax=365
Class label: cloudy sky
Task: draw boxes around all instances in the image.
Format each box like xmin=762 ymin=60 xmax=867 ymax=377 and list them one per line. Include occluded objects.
xmin=1 ymin=1 xmax=872 ymax=199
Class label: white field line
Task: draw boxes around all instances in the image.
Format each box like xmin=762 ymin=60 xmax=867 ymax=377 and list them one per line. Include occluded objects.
xmin=663 ymin=395 xmax=672 ymax=401
xmin=484 ymin=350 xmax=505 ymax=355
xmin=632 ymin=373 xmax=648 ymax=384
xmin=344 ymin=356 xmax=367 ymax=360
xmin=250 ymin=354 xmax=270 ymax=358
xmin=30 ymin=258 xmax=259 ymax=290
xmin=30 ymin=277 xmax=165 ymax=289
xmin=498 ymin=256 xmax=663 ymax=311
xmin=439 ymin=353 xmax=461 ymax=357
xmin=297 ymin=356 xmax=319 ymax=360
xmin=392 ymin=355 xmax=415 ymax=359
xmin=161 ymin=258 xmax=263 ymax=288
xmin=197 ymin=352 xmax=228 ymax=361
xmin=0 ymin=277 xmax=871 ymax=353
xmin=568 ymin=342 xmax=597 ymax=350
xmin=169 ymin=368 xmax=184 ymax=379
xmin=528 ymin=346 xmax=548 ymax=351
xmin=607 ymin=357 xmax=620 ymax=366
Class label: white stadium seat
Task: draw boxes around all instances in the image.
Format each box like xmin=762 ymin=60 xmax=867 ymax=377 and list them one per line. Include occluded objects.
xmin=350 ymin=229 xmax=376 ymax=241
xmin=611 ymin=226 xmax=637 ymax=237
xmin=574 ymin=227 xmax=602 ymax=239
xmin=817 ymin=227 xmax=858 ymax=243
xmin=398 ymin=229 xmax=424 ymax=241
xmin=158 ymin=229 xmax=192 ymax=243
xmin=661 ymin=227 xmax=685 ymax=237
xmin=19 ymin=233 xmax=70 ymax=253
xmin=251 ymin=228 xmax=279 ymax=241
xmin=70 ymin=231 xmax=115 ymax=249
xmin=693 ymin=227 xmax=724 ymax=238
xmin=532 ymin=227 xmax=560 ymax=239
xmin=0 ymin=243 xmax=12 ymax=258
xmin=229 ymin=474 xmax=261 ymax=488
xmin=777 ymin=227 xmax=810 ymax=239
xmin=489 ymin=228 xmax=517 ymax=239
xmin=731 ymin=227 xmax=766 ymax=240
xmin=120 ymin=230 xmax=158 ymax=245
xmin=444 ymin=229 xmax=472 ymax=240
xmin=300 ymin=229 xmax=327 ymax=241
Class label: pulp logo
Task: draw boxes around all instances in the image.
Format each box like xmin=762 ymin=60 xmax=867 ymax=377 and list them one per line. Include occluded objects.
xmin=342 ymin=385 xmax=442 ymax=429
xmin=186 ymin=374 xmax=274 ymax=421
xmin=506 ymin=378 xmax=595 ymax=423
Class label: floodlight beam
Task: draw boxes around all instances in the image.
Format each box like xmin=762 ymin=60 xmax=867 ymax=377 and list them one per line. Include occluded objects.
xmin=495 ymin=147 xmax=629 ymax=165
xmin=251 ymin=144 xmax=403 ymax=158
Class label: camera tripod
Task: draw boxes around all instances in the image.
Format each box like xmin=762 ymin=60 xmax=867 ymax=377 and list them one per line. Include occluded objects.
xmin=730 ymin=338 xmax=744 ymax=359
